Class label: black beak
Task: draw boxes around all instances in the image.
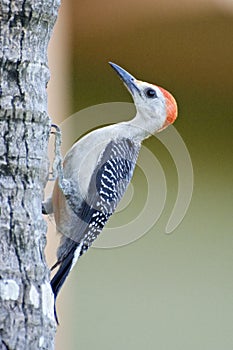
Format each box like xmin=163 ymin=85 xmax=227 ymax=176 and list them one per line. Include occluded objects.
xmin=109 ymin=62 xmax=141 ymax=96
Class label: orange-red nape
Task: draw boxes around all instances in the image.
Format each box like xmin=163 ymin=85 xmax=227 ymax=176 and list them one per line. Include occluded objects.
xmin=158 ymin=86 xmax=178 ymax=129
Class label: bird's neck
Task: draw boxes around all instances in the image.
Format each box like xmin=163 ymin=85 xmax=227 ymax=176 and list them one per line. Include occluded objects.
xmin=125 ymin=113 xmax=154 ymax=142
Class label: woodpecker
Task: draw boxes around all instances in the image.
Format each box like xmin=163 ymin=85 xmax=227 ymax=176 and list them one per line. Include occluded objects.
xmin=43 ymin=62 xmax=177 ymax=321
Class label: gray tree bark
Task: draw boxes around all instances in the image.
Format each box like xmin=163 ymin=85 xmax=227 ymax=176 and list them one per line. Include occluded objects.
xmin=0 ymin=0 xmax=60 ymax=349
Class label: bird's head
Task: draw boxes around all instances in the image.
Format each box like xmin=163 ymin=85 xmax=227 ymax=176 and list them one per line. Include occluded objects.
xmin=109 ymin=62 xmax=178 ymax=134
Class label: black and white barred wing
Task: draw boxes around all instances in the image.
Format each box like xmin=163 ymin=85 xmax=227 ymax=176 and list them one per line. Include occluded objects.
xmin=81 ymin=137 xmax=141 ymax=249
xmin=51 ymin=138 xmax=140 ymax=301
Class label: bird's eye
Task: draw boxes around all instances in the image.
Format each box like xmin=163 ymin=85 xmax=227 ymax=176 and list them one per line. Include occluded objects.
xmin=144 ymin=88 xmax=157 ymax=98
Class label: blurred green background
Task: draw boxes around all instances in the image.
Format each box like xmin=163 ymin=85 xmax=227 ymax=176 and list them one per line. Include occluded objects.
xmin=47 ymin=1 xmax=233 ymax=349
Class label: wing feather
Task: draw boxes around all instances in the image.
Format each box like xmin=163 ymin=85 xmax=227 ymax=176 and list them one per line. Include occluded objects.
xmin=51 ymin=138 xmax=140 ymax=302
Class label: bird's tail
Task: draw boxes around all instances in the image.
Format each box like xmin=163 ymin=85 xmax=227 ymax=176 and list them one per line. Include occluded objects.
xmin=51 ymin=243 xmax=79 ymax=323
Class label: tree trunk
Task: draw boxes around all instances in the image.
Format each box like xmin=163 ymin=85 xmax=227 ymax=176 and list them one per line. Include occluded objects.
xmin=0 ymin=1 xmax=60 ymax=348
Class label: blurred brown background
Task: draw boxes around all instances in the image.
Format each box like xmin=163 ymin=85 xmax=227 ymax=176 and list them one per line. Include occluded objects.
xmin=47 ymin=1 xmax=233 ymax=349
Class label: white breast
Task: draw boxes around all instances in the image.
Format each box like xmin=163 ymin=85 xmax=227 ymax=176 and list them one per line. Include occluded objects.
xmin=62 ymin=120 xmax=145 ymax=200
xmin=63 ymin=124 xmax=123 ymax=199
